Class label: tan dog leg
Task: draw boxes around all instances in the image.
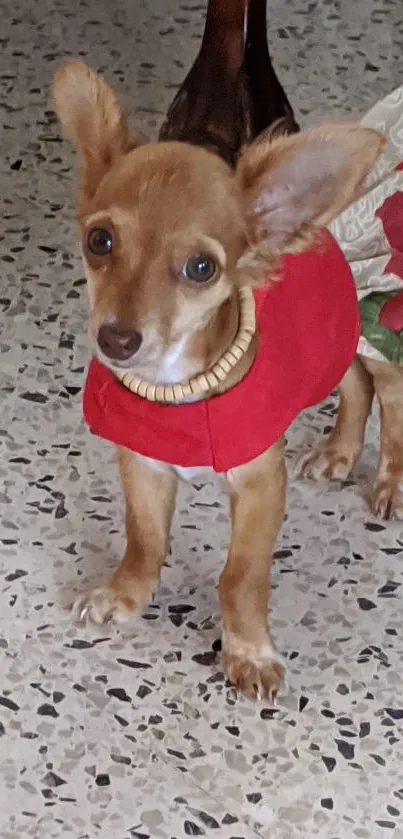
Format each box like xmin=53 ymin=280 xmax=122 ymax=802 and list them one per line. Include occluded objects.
xmin=364 ymin=358 xmax=403 ymax=520
xmin=72 ymin=448 xmax=177 ymax=624
xmin=220 ymin=440 xmax=286 ymax=699
xmin=297 ymin=357 xmax=374 ymax=481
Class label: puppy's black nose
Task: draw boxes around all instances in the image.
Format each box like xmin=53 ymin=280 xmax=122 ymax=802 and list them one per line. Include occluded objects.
xmin=97 ymin=323 xmax=142 ymax=361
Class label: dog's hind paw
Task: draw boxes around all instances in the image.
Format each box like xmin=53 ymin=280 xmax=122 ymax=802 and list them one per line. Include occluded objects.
xmin=370 ymin=480 xmax=403 ymax=521
xmin=296 ymin=445 xmax=356 ymax=482
xmin=71 ymin=586 xmax=136 ymax=626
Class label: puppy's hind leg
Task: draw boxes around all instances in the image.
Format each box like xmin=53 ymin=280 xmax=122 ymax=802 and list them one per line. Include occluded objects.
xmin=365 ymin=359 xmax=403 ymax=520
xmin=297 ymin=356 xmax=374 ymax=481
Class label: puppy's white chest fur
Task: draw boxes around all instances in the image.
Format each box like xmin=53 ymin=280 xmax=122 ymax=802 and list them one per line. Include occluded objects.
xmin=175 ymin=464 xmax=215 ymax=481
xmin=155 ymin=337 xmax=192 ymax=385
xmin=138 ymin=454 xmax=214 ymax=482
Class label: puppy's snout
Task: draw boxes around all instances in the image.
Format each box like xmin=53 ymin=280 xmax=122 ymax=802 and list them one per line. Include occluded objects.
xmin=97 ymin=322 xmax=143 ymax=362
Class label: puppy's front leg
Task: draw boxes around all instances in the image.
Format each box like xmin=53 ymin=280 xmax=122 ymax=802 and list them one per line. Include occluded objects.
xmin=73 ymin=448 xmax=177 ymax=625
xmin=220 ymin=440 xmax=286 ymax=699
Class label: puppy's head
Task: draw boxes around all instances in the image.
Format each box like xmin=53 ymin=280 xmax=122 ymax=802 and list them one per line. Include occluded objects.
xmin=53 ymin=60 xmax=384 ymax=382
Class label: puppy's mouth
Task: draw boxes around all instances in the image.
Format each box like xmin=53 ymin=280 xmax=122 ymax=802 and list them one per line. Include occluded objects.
xmin=96 ymin=350 xmax=138 ymax=372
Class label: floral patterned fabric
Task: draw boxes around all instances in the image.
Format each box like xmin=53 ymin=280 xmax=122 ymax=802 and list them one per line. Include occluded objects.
xmin=329 ymin=86 xmax=403 ymax=365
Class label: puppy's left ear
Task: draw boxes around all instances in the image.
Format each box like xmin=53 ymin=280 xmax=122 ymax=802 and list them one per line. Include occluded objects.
xmin=52 ymin=59 xmax=137 ymax=205
xmin=236 ymin=123 xmax=384 ymax=258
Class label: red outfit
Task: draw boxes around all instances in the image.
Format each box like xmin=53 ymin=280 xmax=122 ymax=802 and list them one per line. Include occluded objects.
xmin=83 ymin=232 xmax=359 ymax=473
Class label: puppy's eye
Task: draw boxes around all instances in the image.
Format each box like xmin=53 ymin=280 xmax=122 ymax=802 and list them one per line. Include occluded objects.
xmin=87 ymin=227 xmax=113 ymax=256
xmin=182 ymin=253 xmax=216 ymax=283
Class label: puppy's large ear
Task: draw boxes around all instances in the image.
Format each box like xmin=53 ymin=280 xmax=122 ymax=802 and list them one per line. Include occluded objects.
xmin=52 ymin=59 xmax=135 ymax=203
xmin=235 ymin=124 xmax=384 ymax=276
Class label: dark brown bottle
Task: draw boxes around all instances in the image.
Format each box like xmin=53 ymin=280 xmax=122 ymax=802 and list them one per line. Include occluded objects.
xmin=159 ymin=0 xmax=299 ymax=167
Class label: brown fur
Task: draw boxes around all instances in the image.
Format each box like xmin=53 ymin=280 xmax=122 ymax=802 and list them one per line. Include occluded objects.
xmin=53 ymin=59 xmax=387 ymax=699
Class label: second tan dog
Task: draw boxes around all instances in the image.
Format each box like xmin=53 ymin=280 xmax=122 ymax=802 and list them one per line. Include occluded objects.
xmin=52 ymin=59 xmax=386 ymax=699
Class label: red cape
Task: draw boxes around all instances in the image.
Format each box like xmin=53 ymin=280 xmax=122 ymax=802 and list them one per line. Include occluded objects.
xmin=83 ymin=232 xmax=359 ymax=472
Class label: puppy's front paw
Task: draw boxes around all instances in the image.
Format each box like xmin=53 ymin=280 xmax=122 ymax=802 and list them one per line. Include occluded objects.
xmin=71 ymin=586 xmax=138 ymax=626
xmin=370 ymin=480 xmax=403 ymax=521
xmin=222 ymin=633 xmax=284 ymax=700
xmin=296 ymin=445 xmax=356 ymax=482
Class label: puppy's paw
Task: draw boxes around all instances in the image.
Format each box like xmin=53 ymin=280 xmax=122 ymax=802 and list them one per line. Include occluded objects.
xmin=71 ymin=586 xmax=139 ymax=626
xmin=296 ymin=445 xmax=356 ymax=482
xmin=370 ymin=480 xmax=403 ymax=521
xmin=222 ymin=633 xmax=284 ymax=700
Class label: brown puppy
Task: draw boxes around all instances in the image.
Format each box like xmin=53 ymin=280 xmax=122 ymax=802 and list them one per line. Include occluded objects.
xmin=52 ymin=60 xmax=383 ymax=699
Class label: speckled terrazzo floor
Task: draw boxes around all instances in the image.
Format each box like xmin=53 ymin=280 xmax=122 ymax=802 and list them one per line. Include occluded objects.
xmin=1 ymin=1 xmax=403 ymax=837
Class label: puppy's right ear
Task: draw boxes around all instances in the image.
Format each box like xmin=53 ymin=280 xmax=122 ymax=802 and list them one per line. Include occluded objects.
xmin=235 ymin=122 xmax=384 ymax=283
xmin=52 ymin=59 xmax=135 ymax=202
